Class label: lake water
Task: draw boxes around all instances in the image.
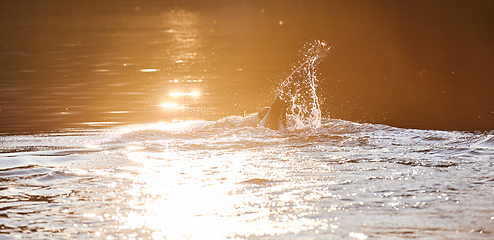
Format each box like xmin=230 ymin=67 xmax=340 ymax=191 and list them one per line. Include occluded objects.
xmin=1 ymin=1 xmax=493 ymax=239
xmin=1 ymin=118 xmax=494 ymax=239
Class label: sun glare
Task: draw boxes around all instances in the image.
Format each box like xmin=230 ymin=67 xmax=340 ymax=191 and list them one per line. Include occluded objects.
xmin=119 ymin=151 xmax=246 ymax=239
xmin=140 ymin=69 xmax=158 ymax=72
xmin=116 ymin=149 xmax=330 ymax=239
xmin=160 ymin=102 xmax=181 ymax=108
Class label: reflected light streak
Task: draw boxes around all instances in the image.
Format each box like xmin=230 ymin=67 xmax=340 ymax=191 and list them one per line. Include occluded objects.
xmin=168 ymin=79 xmax=202 ymax=83
xmin=107 ymin=111 xmax=130 ymax=114
xmin=160 ymin=102 xmax=181 ymax=108
xmin=80 ymin=121 xmax=120 ymax=126
xmin=169 ymin=92 xmax=200 ymax=97
xmin=166 ymin=10 xmax=202 ymax=71
xmin=141 ymin=69 xmax=158 ymax=72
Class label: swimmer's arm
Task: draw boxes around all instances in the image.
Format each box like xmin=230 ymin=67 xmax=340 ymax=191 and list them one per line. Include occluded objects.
xmin=259 ymin=95 xmax=287 ymax=130
xmin=260 ymin=46 xmax=329 ymax=130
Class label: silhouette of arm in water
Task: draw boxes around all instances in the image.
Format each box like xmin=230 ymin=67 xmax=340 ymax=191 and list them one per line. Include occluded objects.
xmin=257 ymin=60 xmax=312 ymax=130
xmin=257 ymin=60 xmax=310 ymax=130
xmin=257 ymin=94 xmax=288 ymax=130
xmin=257 ymin=44 xmax=330 ymax=130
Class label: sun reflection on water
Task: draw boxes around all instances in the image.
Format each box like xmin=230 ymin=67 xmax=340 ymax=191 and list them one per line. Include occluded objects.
xmin=111 ymin=142 xmax=331 ymax=239
xmin=155 ymin=9 xmax=205 ymax=115
xmin=169 ymin=92 xmax=201 ymax=97
xmin=141 ymin=69 xmax=159 ymax=72
xmin=159 ymin=102 xmax=182 ymax=109
xmin=166 ymin=9 xmax=202 ymax=71
xmin=119 ymin=151 xmax=244 ymax=239
xmin=88 ymin=7 xmax=331 ymax=239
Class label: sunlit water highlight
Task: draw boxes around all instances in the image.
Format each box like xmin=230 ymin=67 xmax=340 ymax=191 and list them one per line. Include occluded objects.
xmin=1 ymin=37 xmax=494 ymax=239
xmin=1 ymin=1 xmax=494 ymax=239
xmin=1 ymin=117 xmax=493 ymax=239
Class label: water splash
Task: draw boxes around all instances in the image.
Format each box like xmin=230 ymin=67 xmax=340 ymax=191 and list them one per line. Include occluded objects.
xmin=278 ymin=40 xmax=331 ymax=130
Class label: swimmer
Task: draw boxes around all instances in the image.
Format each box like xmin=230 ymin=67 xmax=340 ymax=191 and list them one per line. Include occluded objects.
xmin=257 ymin=95 xmax=288 ymax=130
xmin=258 ymin=43 xmax=330 ymax=130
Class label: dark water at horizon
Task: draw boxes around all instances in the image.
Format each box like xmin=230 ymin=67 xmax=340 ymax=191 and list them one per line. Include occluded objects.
xmin=0 ymin=1 xmax=494 ymax=239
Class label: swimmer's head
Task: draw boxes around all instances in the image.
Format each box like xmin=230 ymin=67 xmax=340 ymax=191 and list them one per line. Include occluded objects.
xmin=257 ymin=107 xmax=271 ymax=120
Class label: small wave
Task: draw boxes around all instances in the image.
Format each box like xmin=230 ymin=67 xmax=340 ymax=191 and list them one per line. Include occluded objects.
xmin=0 ymin=165 xmax=52 ymax=179
xmin=241 ymin=178 xmax=281 ymax=185
xmin=394 ymin=158 xmax=459 ymax=168
xmin=33 ymin=148 xmax=101 ymax=156
xmin=0 ymin=165 xmax=92 ymax=186
xmin=0 ymin=145 xmax=70 ymax=154
xmin=472 ymin=135 xmax=494 ymax=150
xmin=209 ymin=114 xmax=261 ymax=129
xmin=93 ymin=117 xmax=486 ymax=153
xmin=34 ymin=169 xmax=92 ymax=183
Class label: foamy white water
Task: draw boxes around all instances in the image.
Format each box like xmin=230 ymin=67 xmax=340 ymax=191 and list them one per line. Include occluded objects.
xmin=1 ymin=117 xmax=493 ymax=239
